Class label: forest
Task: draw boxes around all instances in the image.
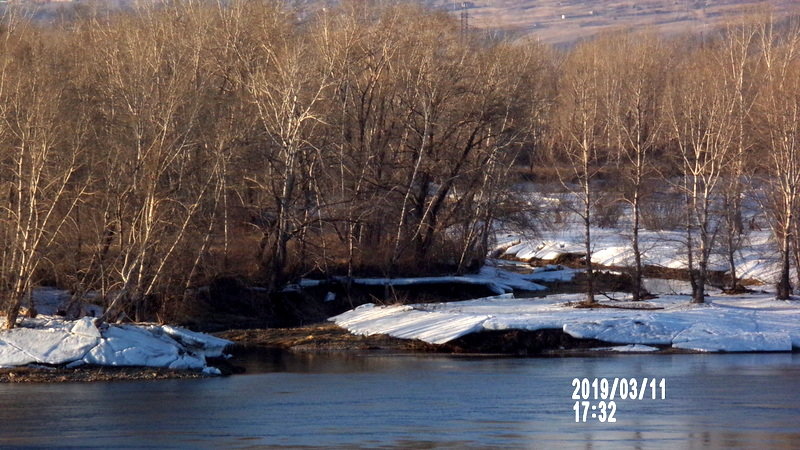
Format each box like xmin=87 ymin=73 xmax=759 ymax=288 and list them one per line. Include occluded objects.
xmin=0 ymin=1 xmax=799 ymax=327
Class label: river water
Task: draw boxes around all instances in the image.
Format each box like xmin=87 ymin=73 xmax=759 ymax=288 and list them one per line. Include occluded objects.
xmin=1 ymin=351 xmax=799 ymax=448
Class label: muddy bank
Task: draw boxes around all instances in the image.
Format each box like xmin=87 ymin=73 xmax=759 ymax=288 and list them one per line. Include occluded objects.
xmin=216 ymin=322 xmax=658 ymax=356
xmin=0 ymin=366 xmax=210 ymax=383
xmin=218 ymin=323 xmax=439 ymax=353
xmin=440 ymin=329 xmax=611 ymax=355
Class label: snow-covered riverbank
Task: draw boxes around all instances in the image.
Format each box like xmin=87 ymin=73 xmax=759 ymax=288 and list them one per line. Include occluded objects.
xmin=331 ymin=292 xmax=800 ymax=352
xmin=498 ymin=227 xmax=782 ymax=285
xmin=0 ymin=316 xmax=231 ymax=374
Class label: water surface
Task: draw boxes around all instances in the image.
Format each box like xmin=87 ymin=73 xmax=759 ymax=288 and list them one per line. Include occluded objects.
xmin=1 ymin=352 xmax=799 ymax=448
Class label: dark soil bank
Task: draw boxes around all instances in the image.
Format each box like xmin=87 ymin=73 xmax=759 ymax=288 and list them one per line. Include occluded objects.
xmin=188 ymin=268 xmax=640 ymax=332
xmin=189 ymin=277 xmax=500 ymax=332
xmin=441 ymin=329 xmax=610 ymax=355
xmin=0 ymin=366 xmax=208 ymax=383
xmin=217 ymin=322 xmax=626 ymax=356
xmin=218 ymin=323 xmax=438 ymax=353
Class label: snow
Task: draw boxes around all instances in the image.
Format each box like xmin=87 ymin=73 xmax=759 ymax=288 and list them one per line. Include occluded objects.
xmin=593 ymin=344 xmax=660 ymax=352
xmin=0 ymin=318 xmax=101 ymax=366
xmin=333 ymin=301 xmax=496 ymax=345
xmin=27 ymin=287 xmax=104 ymax=317
xmin=0 ymin=285 xmax=230 ymax=372
xmin=84 ymin=325 xmax=203 ymax=369
xmin=331 ymin=292 xmax=800 ymax=352
xmin=501 ymin=222 xmax=783 ymax=286
xmin=498 ymin=187 xmax=783 ymax=285
xmin=0 ymin=316 xmax=231 ymax=372
xmin=160 ymin=325 xmax=230 ymax=358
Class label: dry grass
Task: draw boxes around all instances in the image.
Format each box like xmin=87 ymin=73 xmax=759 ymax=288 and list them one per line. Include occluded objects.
xmin=452 ymin=0 xmax=799 ymax=45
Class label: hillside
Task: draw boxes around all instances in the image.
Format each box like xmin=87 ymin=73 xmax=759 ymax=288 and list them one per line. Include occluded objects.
xmin=11 ymin=0 xmax=800 ymax=44
xmin=448 ymin=0 xmax=800 ymax=44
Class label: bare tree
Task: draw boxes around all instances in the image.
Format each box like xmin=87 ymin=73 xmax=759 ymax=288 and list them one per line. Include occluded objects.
xmin=0 ymin=19 xmax=88 ymax=327
xmin=716 ymin=20 xmax=760 ymax=292
xmin=755 ymin=16 xmax=800 ymax=300
xmin=83 ymin=4 xmax=220 ymax=320
xmin=665 ymin=44 xmax=737 ymax=304
xmin=603 ymin=32 xmax=667 ymax=301
xmin=238 ymin=5 xmax=334 ymax=289
xmin=552 ymin=39 xmax=608 ymax=305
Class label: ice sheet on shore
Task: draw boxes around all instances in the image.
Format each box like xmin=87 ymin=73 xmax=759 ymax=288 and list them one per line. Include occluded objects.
xmin=0 ymin=317 xmax=231 ymax=371
xmin=331 ymin=293 xmax=800 ymax=352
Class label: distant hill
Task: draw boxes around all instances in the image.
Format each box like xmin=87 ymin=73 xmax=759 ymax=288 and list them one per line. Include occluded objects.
xmin=439 ymin=0 xmax=800 ymax=44
xmin=8 ymin=0 xmax=800 ymax=45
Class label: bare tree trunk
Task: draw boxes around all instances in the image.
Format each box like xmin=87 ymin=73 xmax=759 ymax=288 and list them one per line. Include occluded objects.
xmin=631 ymin=182 xmax=643 ymax=301
xmin=777 ymin=231 xmax=792 ymax=300
xmin=583 ymin=155 xmax=596 ymax=304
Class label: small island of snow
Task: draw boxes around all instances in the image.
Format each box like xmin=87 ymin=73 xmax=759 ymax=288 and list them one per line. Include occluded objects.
xmin=0 ymin=316 xmax=231 ymax=375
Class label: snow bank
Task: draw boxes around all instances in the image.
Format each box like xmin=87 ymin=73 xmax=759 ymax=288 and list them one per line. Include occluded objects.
xmin=0 ymin=317 xmax=231 ymax=372
xmin=331 ymin=293 xmax=800 ymax=352
xmin=333 ymin=299 xmax=500 ymax=345
xmin=501 ymin=227 xmax=783 ymax=285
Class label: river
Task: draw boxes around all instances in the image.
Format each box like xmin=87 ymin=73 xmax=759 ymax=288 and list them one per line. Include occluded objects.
xmin=1 ymin=351 xmax=799 ymax=448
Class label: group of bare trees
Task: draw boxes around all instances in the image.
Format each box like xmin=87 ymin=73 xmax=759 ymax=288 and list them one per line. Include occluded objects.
xmin=0 ymin=2 xmax=799 ymax=327
xmin=0 ymin=2 xmax=550 ymax=327
xmin=549 ymin=15 xmax=800 ymax=304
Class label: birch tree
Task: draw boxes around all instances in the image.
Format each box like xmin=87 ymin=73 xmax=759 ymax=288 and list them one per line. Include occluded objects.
xmin=553 ymin=40 xmax=608 ymax=305
xmin=604 ymin=32 xmax=667 ymax=301
xmin=0 ymin=20 xmax=88 ymax=327
xmin=716 ymin=21 xmax=759 ymax=292
xmin=239 ymin=5 xmax=333 ymax=289
xmin=755 ymin=16 xmax=800 ymax=300
xmin=666 ymin=46 xmax=737 ymax=304
xmin=87 ymin=5 xmax=219 ymax=320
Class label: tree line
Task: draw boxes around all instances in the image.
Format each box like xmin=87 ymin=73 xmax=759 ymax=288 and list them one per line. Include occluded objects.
xmin=0 ymin=1 xmax=798 ymax=327
xmin=549 ymin=15 xmax=800 ymax=305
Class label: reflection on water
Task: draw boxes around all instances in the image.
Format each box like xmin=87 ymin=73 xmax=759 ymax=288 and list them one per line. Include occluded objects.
xmin=1 ymin=352 xmax=799 ymax=447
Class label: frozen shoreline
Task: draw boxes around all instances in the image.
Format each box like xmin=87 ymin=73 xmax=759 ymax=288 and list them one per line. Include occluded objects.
xmin=0 ymin=316 xmax=232 ymax=375
xmin=331 ymin=292 xmax=800 ymax=352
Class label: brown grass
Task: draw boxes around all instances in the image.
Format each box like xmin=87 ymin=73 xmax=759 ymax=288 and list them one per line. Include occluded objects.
xmin=460 ymin=0 xmax=799 ymax=45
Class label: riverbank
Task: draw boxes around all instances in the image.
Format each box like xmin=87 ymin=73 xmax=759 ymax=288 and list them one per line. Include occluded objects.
xmin=216 ymin=322 xmax=677 ymax=356
xmin=3 ymin=266 xmax=795 ymax=383
xmin=0 ymin=366 xmax=209 ymax=383
xmin=218 ymin=323 xmax=439 ymax=353
xmin=331 ymin=291 xmax=800 ymax=352
xmin=0 ymin=316 xmax=233 ymax=382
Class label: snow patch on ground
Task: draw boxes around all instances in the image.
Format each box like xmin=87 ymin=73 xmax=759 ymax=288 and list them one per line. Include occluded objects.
xmin=501 ymin=227 xmax=782 ymax=285
xmin=331 ymin=293 xmax=800 ymax=352
xmin=593 ymin=344 xmax=660 ymax=352
xmin=0 ymin=316 xmax=231 ymax=372
xmin=26 ymin=287 xmax=104 ymax=318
